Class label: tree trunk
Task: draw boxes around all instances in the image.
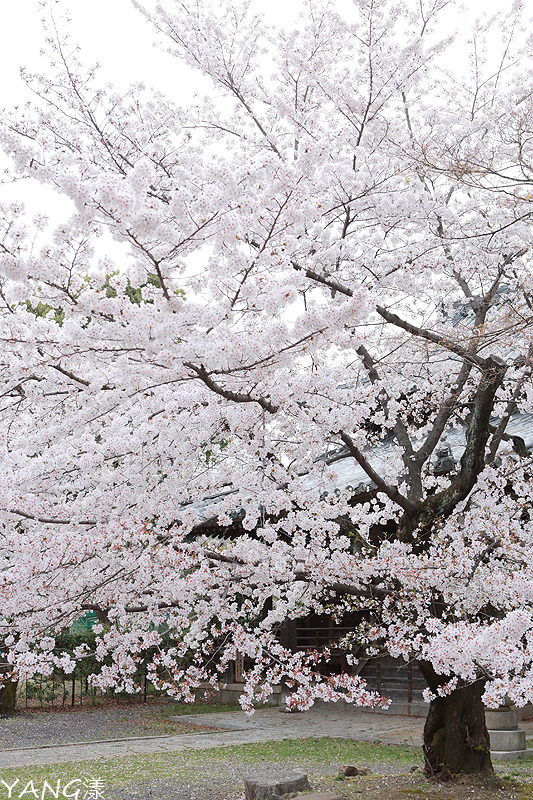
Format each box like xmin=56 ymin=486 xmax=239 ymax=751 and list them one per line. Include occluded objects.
xmin=419 ymin=662 xmax=493 ymax=781
xmin=0 ymin=663 xmax=17 ymax=717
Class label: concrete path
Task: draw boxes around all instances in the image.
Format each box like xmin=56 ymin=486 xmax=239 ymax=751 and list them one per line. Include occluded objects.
xmin=0 ymin=708 xmax=425 ymax=767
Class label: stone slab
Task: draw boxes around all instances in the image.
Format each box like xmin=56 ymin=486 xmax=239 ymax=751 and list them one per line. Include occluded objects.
xmin=491 ymin=748 xmax=533 ymax=761
xmin=488 ymin=729 xmax=526 ymax=751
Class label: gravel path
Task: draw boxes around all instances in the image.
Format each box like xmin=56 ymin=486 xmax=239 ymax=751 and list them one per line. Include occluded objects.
xmin=0 ymin=703 xmax=218 ymax=749
xmin=0 ymin=705 xmax=425 ymax=762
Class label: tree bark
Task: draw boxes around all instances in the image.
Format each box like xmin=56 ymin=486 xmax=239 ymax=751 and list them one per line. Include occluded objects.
xmin=0 ymin=664 xmax=17 ymax=717
xmin=419 ymin=662 xmax=493 ymax=781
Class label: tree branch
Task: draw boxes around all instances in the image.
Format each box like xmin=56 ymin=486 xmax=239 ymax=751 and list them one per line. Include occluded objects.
xmin=292 ymin=261 xmax=354 ymax=298
xmin=398 ymin=355 xmax=508 ymax=543
xmin=487 ymin=422 xmax=529 ymax=459
xmin=203 ymin=549 xmax=397 ymax=601
xmin=375 ymin=305 xmax=487 ymax=368
xmin=49 ymin=364 xmax=89 ymax=386
xmin=414 ymin=361 xmax=472 ymax=465
xmin=357 ymin=344 xmax=421 ymax=500
xmin=487 ymin=350 xmax=533 ymax=463
xmin=81 ymin=600 xmax=183 ymax=614
xmin=49 ymin=364 xmax=115 ymax=390
xmin=465 ymin=539 xmax=502 ymax=585
xmin=185 ymin=362 xmax=279 ymax=414
xmin=7 ymin=509 xmax=97 ymax=526
xmin=339 ymin=431 xmax=415 ymax=513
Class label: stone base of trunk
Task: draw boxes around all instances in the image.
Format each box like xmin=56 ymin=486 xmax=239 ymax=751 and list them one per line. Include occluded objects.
xmin=486 ymin=706 xmax=533 ymax=760
xmin=489 ymin=729 xmax=533 ymax=761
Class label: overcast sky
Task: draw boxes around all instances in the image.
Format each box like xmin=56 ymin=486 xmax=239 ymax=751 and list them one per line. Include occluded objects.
xmin=0 ymin=0 xmax=301 ymax=219
xmin=0 ymin=1 xmax=182 ymax=226
xmin=0 ymin=0 xmax=306 ymax=107
xmin=1 ymin=0 xmax=162 ymax=99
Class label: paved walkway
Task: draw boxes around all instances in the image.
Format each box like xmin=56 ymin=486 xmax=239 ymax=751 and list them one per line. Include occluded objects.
xmin=0 ymin=708 xmax=425 ymax=767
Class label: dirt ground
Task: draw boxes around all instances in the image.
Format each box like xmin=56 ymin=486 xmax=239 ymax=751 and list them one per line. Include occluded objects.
xmin=0 ymin=698 xmax=221 ymax=748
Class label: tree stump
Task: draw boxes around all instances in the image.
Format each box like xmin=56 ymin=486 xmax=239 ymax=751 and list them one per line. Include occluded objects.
xmin=244 ymin=769 xmax=310 ymax=800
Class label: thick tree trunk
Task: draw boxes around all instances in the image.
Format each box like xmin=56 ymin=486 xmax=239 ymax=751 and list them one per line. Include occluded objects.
xmin=419 ymin=662 xmax=493 ymax=781
xmin=0 ymin=663 xmax=17 ymax=717
xmin=0 ymin=681 xmax=17 ymax=716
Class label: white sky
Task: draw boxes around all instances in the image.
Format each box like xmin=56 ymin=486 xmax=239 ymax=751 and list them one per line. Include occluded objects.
xmin=0 ymin=0 xmax=303 ymax=106
xmin=1 ymin=0 xmax=173 ymax=104
xmin=0 ymin=0 xmax=192 ymax=246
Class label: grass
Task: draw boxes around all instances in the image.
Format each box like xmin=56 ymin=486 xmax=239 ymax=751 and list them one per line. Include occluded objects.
xmin=0 ymin=738 xmax=531 ymax=799
xmin=211 ymin=736 xmax=421 ymax=765
xmin=159 ymin=699 xmax=243 ymax=716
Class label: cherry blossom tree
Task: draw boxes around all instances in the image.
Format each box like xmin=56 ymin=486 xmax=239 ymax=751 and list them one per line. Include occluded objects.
xmin=1 ymin=0 xmax=533 ymax=779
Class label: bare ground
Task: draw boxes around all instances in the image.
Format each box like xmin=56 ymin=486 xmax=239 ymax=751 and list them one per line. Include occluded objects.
xmin=0 ymin=699 xmax=220 ymax=748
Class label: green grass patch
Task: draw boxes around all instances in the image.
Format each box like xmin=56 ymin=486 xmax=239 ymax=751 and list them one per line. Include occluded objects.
xmin=1 ymin=739 xmax=530 ymax=799
xmin=208 ymin=737 xmax=421 ymax=766
xmin=159 ymin=699 xmax=242 ymax=716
